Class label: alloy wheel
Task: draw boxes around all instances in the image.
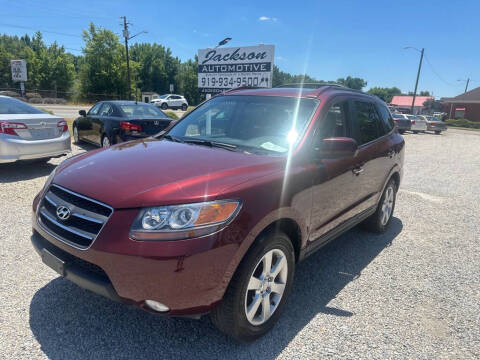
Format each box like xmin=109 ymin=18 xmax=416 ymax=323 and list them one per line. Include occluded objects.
xmin=102 ymin=136 xmax=110 ymax=148
xmin=73 ymin=127 xmax=79 ymax=142
xmin=244 ymin=248 xmax=288 ymax=326
xmin=381 ymin=185 xmax=394 ymax=225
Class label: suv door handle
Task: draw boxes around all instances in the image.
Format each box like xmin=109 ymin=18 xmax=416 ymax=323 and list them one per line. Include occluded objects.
xmin=352 ymin=167 xmax=364 ymax=176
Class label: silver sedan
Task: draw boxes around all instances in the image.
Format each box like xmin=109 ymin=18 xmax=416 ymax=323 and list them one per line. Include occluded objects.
xmin=0 ymin=96 xmax=71 ymax=163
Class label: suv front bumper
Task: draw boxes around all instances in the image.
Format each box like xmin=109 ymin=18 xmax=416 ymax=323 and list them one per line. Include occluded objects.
xmin=31 ymin=198 xmax=242 ymax=316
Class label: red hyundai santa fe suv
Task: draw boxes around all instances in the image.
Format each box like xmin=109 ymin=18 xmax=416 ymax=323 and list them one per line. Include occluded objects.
xmin=31 ymin=85 xmax=404 ymax=341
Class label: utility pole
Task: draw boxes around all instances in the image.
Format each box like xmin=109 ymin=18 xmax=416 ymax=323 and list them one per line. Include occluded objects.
xmin=464 ymin=78 xmax=470 ymax=93
xmin=121 ymin=16 xmax=132 ymax=100
xmin=410 ymin=48 xmax=424 ymax=115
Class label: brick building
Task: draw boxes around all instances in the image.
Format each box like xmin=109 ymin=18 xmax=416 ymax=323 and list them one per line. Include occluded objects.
xmin=441 ymin=87 xmax=480 ymax=121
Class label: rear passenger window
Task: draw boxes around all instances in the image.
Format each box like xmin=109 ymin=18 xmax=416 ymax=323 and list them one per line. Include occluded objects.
xmin=352 ymin=101 xmax=380 ymax=145
xmin=376 ymin=104 xmax=394 ymax=133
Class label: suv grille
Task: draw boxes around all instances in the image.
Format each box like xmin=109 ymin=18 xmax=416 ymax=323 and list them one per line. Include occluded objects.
xmin=38 ymin=184 xmax=113 ymax=249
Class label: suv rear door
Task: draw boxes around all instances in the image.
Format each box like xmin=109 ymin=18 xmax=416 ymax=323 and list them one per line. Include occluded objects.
xmin=349 ymin=98 xmax=393 ymax=210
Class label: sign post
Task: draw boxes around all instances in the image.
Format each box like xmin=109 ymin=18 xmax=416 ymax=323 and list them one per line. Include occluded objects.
xmin=197 ymin=45 xmax=274 ymax=98
xmin=11 ymin=59 xmax=27 ymax=97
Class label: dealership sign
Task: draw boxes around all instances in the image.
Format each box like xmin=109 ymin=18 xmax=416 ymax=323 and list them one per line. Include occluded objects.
xmin=11 ymin=59 xmax=27 ymax=82
xmin=197 ymin=45 xmax=274 ymax=94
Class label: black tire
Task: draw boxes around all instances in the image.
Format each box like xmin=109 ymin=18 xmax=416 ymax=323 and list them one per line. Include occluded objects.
xmin=210 ymin=230 xmax=295 ymax=341
xmin=161 ymin=103 xmax=168 ymax=110
xmin=181 ymin=104 xmax=188 ymax=111
xmin=435 ymin=130 xmax=441 ymax=135
xmin=413 ymin=130 xmax=419 ymax=134
xmin=361 ymin=178 xmax=397 ymax=233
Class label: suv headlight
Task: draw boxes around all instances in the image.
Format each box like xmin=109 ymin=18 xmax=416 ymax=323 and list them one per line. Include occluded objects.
xmin=130 ymin=200 xmax=241 ymax=241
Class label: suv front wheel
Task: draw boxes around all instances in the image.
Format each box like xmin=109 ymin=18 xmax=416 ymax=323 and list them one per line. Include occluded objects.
xmin=210 ymin=230 xmax=295 ymax=341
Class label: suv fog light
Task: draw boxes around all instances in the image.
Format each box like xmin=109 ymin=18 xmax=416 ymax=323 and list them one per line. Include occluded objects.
xmin=145 ymin=300 xmax=170 ymax=312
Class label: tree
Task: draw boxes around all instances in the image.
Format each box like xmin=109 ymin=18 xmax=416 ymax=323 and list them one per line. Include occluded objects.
xmin=419 ymin=90 xmax=430 ymax=96
xmin=422 ymin=99 xmax=443 ymax=114
xmin=336 ymin=76 xmax=367 ymax=90
xmin=79 ymin=23 xmax=129 ymax=100
xmin=0 ymin=32 xmax=75 ymax=94
xmin=367 ymin=86 xmax=402 ymax=103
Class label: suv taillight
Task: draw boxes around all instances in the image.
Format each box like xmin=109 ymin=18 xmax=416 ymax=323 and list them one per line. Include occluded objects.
xmin=57 ymin=120 xmax=68 ymax=132
xmin=0 ymin=122 xmax=27 ymax=136
xmin=410 ymin=120 xmax=415 ymax=124
xmin=120 ymin=121 xmax=142 ymax=132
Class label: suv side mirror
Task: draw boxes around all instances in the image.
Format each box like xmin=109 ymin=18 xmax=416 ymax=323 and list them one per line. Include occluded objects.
xmin=317 ymin=137 xmax=358 ymax=159
xmin=79 ymin=110 xmax=87 ymax=117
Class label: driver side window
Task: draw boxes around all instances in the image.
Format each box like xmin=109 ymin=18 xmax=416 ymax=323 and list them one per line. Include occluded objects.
xmin=88 ymin=103 xmax=102 ymax=115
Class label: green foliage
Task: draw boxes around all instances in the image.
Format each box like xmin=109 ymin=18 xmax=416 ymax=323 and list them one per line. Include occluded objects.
xmin=422 ymin=99 xmax=443 ymax=113
xmin=79 ymin=23 xmax=130 ymax=100
xmin=164 ymin=111 xmax=179 ymax=120
xmin=336 ymin=76 xmax=367 ymax=90
xmin=445 ymin=118 xmax=480 ymax=129
xmin=419 ymin=90 xmax=431 ymax=96
xmin=367 ymin=87 xmax=402 ymax=102
xmin=0 ymin=32 xmax=75 ymax=93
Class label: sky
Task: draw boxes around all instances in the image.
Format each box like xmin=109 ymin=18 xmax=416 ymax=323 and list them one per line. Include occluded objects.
xmin=1 ymin=0 xmax=479 ymax=98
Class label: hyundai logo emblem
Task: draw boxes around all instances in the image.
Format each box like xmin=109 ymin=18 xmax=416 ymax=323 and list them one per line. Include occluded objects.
xmin=56 ymin=206 xmax=71 ymax=221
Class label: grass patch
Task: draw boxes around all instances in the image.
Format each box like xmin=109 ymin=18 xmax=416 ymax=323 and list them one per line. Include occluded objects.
xmin=445 ymin=118 xmax=480 ymax=129
xmin=164 ymin=111 xmax=179 ymax=120
xmin=66 ymin=118 xmax=75 ymax=137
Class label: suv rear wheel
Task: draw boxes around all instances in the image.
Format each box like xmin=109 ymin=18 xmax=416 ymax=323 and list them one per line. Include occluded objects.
xmin=362 ymin=178 xmax=397 ymax=233
xmin=210 ymin=230 xmax=295 ymax=341
xmin=181 ymin=103 xmax=188 ymax=111
xmin=161 ymin=103 xmax=168 ymax=110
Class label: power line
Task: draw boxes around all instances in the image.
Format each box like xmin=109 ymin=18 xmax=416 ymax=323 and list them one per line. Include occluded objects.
xmin=423 ymin=54 xmax=455 ymax=87
xmin=0 ymin=23 xmax=81 ymax=38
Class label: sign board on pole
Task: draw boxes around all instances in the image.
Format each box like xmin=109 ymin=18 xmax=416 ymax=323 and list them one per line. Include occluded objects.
xmin=11 ymin=60 xmax=27 ymax=82
xmin=169 ymin=83 xmax=174 ymax=93
xmin=197 ymin=45 xmax=274 ymax=94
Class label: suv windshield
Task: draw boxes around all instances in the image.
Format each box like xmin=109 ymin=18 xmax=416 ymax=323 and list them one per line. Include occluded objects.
xmin=0 ymin=97 xmax=44 ymax=114
xmin=167 ymin=95 xmax=318 ymax=154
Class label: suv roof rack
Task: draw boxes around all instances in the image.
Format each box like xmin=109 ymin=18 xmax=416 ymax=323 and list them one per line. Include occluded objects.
xmin=222 ymin=86 xmax=261 ymax=94
xmin=275 ymin=82 xmax=344 ymax=89
xmin=275 ymin=82 xmax=368 ymax=96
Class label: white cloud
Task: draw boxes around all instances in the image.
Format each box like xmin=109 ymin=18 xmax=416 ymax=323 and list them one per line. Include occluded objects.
xmin=259 ymin=16 xmax=277 ymax=22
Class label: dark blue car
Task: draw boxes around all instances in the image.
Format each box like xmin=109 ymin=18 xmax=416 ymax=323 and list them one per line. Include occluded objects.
xmin=73 ymin=101 xmax=173 ymax=148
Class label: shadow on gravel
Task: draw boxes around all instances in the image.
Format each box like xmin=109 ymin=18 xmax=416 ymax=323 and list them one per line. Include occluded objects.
xmin=0 ymin=142 xmax=96 ymax=183
xmin=0 ymin=161 xmax=56 ymax=183
xmin=29 ymin=218 xmax=402 ymax=360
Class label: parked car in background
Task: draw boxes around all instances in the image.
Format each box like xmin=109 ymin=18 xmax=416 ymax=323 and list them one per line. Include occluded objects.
xmin=406 ymin=115 xmax=427 ymax=133
xmin=392 ymin=113 xmax=410 ymax=134
xmin=0 ymin=95 xmax=70 ymax=163
xmin=73 ymin=101 xmax=173 ymax=148
xmin=418 ymin=115 xmax=447 ymax=134
xmin=151 ymin=94 xmax=188 ymax=111
xmin=31 ymin=85 xmax=404 ymax=341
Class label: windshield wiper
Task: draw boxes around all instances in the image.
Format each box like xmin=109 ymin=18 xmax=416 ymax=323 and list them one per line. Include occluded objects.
xmin=163 ymin=134 xmax=184 ymax=143
xmin=183 ymin=138 xmax=239 ymax=152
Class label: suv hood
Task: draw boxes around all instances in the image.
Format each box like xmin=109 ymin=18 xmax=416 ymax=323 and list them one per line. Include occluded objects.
xmin=53 ymin=139 xmax=284 ymax=208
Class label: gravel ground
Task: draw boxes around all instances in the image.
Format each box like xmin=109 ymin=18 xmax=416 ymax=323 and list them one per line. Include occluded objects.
xmin=1 ymin=129 xmax=479 ymax=359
